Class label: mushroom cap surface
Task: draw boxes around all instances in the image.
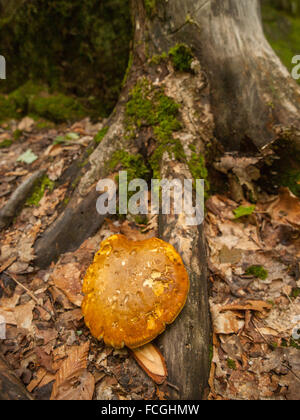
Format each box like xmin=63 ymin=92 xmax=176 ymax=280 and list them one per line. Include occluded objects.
xmin=81 ymin=234 xmax=189 ymax=349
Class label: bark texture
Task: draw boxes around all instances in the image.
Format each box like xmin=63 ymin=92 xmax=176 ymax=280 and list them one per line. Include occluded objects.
xmin=145 ymin=0 xmax=300 ymax=150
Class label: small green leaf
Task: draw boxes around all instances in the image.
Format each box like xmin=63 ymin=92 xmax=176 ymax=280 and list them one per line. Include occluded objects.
xmin=234 ymin=205 xmax=256 ymax=219
xmin=65 ymin=132 xmax=80 ymax=140
xmin=17 ymin=149 xmax=38 ymax=164
xmin=53 ymin=135 xmax=66 ymax=145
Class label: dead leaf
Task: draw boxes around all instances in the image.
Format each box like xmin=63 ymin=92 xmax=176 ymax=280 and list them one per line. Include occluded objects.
xmin=0 ymin=256 xmax=17 ymax=274
xmin=50 ymin=341 xmax=94 ymax=400
xmin=0 ymin=301 xmax=35 ymax=331
xmin=131 ymin=343 xmax=167 ymax=385
xmin=221 ymin=300 xmax=273 ymax=313
xmin=267 ymin=188 xmax=300 ymax=227
xmin=27 ymin=368 xmax=47 ymax=392
xmin=210 ymin=302 xmax=245 ymax=335
xmin=51 ymin=263 xmax=83 ymax=307
xmin=18 ymin=117 xmax=35 ymax=132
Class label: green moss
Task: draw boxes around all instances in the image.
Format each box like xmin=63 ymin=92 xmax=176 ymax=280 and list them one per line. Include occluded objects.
xmin=28 ymin=93 xmax=86 ymax=123
xmin=227 ymin=359 xmax=237 ymax=370
xmin=63 ymin=197 xmax=70 ymax=206
xmin=0 ymin=81 xmax=87 ymax=123
xmin=291 ymin=287 xmax=300 ymax=298
xmin=94 ymin=127 xmax=109 ymax=144
xmin=122 ymin=52 xmax=133 ymax=88
xmin=126 ymin=78 xmax=184 ymax=179
xmin=26 ymin=175 xmax=55 ymax=206
xmin=0 ymin=95 xmax=18 ymax=122
xmin=234 ymin=205 xmax=256 ymax=219
xmin=125 ymin=78 xmax=209 ymax=191
xmin=0 ymin=138 xmax=13 ymax=148
xmin=278 ymin=169 xmax=300 ymax=197
xmin=13 ymin=129 xmax=23 ymax=140
xmin=168 ymin=44 xmax=194 ymax=72
xmin=108 ymin=150 xmax=150 ymax=183
xmin=261 ymin=137 xmax=300 ymax=198
xmin=144 ymin=0 xmax=156 ymax=17
xmin=290 ymin=338 xmax=300 ymax=349
xmin=150 ymin=52 xmax=168 ymax=65
xmin=134 ymin=214 xmax=148 ymax=225
xmin=245 ymin=265 xmax=269 ymax=281
xmin=0 ymin=0 xmax=132 ymax=116
xmin=187 ymin=147 xmax=210 ymax=194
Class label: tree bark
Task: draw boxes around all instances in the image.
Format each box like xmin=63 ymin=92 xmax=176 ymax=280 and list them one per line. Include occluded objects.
xmin=32 ymin=0 xmax=300 ymax=400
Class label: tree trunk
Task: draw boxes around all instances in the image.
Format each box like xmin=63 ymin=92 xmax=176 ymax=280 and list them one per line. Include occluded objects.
xmin=32 ymin=0 xmax=300 ymax=400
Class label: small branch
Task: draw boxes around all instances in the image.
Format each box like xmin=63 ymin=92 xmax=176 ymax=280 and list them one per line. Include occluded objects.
xmin=4 ymin=272 xmax=41 ymax=305
xmin=0 ymin=170 xmax=45 ymax=230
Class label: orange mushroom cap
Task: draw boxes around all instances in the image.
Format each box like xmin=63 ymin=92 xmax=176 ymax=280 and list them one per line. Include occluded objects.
xmin=81 ymin=234 xmax=189 ymax=349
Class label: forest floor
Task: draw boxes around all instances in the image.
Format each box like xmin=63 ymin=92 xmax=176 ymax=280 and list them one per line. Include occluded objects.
xmin=0 ymin=116 xmax=299 ymax=400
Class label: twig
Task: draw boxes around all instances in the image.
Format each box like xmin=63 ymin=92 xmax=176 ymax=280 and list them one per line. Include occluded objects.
xmin=0 ymin=256 xmax=16 ymax=274
xmin=4 ymin=272 xmax=40 ymax=305
xmin=4 ymin=271 xmax=55 ymax=320
xmin=166 ymin=381 xmax=180 ymax=393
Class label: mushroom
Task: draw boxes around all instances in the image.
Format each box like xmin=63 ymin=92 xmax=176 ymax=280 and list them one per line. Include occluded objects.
xmin=81 ymin=234 xmax=189 ymax=383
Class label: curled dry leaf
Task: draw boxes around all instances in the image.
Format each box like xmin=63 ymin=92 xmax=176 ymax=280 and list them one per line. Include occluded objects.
xmin=50 ymin=341 xmax=94 ymax=400
xmin=267 ymin=188 xmax=300 ymax=227
xmin=131 ymin=343 xmax=167 ymax=385
xmin=210 ymin=302 xmax=245 ymax=335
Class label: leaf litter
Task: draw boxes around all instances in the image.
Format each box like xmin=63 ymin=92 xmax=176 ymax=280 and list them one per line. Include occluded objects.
xmin=0 ymin=117 xmax=299 ymax=400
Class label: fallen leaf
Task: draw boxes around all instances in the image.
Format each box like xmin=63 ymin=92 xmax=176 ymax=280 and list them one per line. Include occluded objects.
xmin=210 ymin=302 xmax=245 ymax=335
xmin=0 ymin=301 xmax=35 ymax=331
xmin=50 ymin=341 xmax=94 ymax=400
xmin=221 ymin=300 xmax=272 ymax=313
xmin=18 ymin=117 xmax=35 ymax=132
xmin=234 ymin=205 xmax=256 ymax=219
xmin=27 ymin=368 xmax=47 ymax=392
xmin=17 ymin=149 xmax=38 ymax=164
xmin=267 ymin=188 xmax=300 ymax=227
xmin=51 ymin=263 xmax=83 ymax=307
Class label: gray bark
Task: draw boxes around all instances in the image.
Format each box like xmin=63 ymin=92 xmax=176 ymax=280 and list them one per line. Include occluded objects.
xmin=145 ymin=0 xmax=300 ymax=150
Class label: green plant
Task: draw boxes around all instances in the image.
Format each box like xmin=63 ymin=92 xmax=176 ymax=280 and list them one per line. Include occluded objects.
xmin=26 ymin=175 xmax=55 ymax=206
xmin=245 ymin=265 xmax=269 ymax=281
xmin=169 ymin=44 xmax=194 ymax=72
xmin=94 ymin=127 xmax=109 ymax=144
xmin=234 ymin=205 xmax=256 ymax=219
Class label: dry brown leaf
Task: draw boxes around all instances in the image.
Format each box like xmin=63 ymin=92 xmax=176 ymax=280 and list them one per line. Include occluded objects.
xmin=131 ymin=343 xmax=167 ymax=385
xmin=221 ymin=300 xmax=273 ymax=313
xmin=210 ymin=303 xmax=245 ymax=335
xmin=267 ymin=188 xmax=300 ymax=227
xmin=51 ymin=263 xmax=83 ymax=307
xmin=0 ymin=301 xmax=35 ymax=330
xmin=51 ymin=341 xmax=94 ymax=400
xmin=27 ymin=368 xmax=47 ymax=392
xmin=0 ymin=256 xmax=17 ymax=274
